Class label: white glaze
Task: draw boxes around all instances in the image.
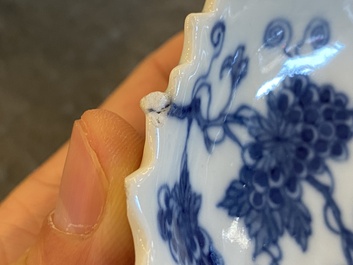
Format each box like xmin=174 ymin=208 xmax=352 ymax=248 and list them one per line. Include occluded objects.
xmin=126 ymin=1 xmax=353 ymax=264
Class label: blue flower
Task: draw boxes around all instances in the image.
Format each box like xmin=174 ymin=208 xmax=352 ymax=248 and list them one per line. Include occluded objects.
xmin=219 ymin=75 xmax=353 ymax=264
xmin=158 ymin=156 xmax=224 ymax=265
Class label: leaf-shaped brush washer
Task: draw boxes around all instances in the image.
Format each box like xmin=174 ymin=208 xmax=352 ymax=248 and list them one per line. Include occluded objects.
xmin=126 ymin=0 xmax=353 ymax=264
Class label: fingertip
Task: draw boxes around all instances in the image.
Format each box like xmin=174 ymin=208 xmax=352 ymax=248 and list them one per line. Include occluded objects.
xmin=80 ymin=109 xmax=144 ymax=178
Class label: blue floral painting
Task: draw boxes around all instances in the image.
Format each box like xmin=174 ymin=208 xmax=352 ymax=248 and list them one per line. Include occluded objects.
xmin=157 ymin=17 xmax=353 ymax=265
xmin=158 ymin=151 xmax=224 ymax=265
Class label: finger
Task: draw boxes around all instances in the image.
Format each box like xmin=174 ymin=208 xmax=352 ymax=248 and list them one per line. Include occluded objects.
xmin=0 ymin=32 xmax=183 ymax=264
xmin=14 ymin=109 xmax=143 ymax=265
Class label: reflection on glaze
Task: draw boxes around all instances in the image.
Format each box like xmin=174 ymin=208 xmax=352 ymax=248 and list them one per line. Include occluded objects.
xmin=156 ymin=17 xmax=353 ymax=265
xmin=222 ymin=218 xmax=251 ymax=250
xmin=257 ymin=18 xmax=343 ymax=98
xmin=257 ymin=43 xmax=343 ymax=98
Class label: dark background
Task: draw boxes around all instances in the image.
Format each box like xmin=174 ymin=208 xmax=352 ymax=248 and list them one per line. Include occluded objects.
xmin=0 ymin=0 xmax=204 ymax=199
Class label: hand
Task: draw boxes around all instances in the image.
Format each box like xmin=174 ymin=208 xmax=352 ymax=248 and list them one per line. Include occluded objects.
xmin=0 ymin=32 xmax=184 ymax=265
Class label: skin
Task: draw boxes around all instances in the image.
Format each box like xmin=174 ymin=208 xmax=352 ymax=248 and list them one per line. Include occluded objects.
xmin=0 ymin=32 xmax=184 ymax=265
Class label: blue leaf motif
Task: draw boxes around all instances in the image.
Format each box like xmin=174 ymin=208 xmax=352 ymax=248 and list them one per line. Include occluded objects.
xmin=218 ymin=179 xmax=251 ymax=217
xmin=283 ymin=201 xmax=311 ymax=251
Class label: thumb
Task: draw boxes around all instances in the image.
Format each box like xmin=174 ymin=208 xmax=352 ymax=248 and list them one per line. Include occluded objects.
xmin=14 ymin=109 xmax=144 ymax=265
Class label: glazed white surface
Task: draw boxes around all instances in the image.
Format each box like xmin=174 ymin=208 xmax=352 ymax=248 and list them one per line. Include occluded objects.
xmin=126 ymin=0 xmax=353 ymax=264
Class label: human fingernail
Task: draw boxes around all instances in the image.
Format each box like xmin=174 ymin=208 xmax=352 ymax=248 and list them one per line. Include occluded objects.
xmin=53 ymin=120 xmax=108 ymax=234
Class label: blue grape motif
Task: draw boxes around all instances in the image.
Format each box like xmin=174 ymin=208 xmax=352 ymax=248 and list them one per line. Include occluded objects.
xmin=219 ymin=75 xmax=353 ymax=264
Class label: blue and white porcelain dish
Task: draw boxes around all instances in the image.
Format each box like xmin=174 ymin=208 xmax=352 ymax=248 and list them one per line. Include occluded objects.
xmin=126 ymin=0 xmax=353 ymax=264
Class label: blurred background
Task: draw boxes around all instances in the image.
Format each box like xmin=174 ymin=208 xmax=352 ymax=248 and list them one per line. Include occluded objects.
xmin=0 ymin=0 xmax=204 ymax=199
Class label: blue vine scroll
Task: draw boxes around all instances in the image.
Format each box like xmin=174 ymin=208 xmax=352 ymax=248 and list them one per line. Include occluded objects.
xmin=157 ymin=17 xmax=353 ymax=265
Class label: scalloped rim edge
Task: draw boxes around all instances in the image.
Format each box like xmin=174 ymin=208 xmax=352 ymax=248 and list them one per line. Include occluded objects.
xmin=125 ymin=1 xmax=222 ymax=264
